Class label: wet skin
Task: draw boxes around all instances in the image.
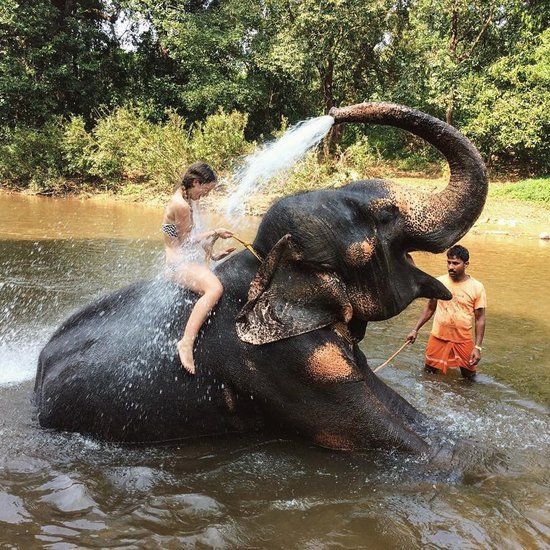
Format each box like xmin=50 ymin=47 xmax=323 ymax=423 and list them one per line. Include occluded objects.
xmin=447 ymin=255 xmax=468 ymax=282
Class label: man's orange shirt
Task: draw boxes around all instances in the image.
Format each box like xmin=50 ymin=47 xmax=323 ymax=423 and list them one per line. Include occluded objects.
xmin=431 ymin=274 xmax=487 ymax=342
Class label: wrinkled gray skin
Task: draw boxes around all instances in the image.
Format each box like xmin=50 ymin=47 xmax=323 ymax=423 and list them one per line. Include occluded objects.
xmin=35 ymin=103 xmax=487 ymax=462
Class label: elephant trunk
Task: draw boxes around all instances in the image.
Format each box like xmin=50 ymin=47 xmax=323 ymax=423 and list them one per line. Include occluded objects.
xmin=329 ymin=102 xmax=487 ymax=252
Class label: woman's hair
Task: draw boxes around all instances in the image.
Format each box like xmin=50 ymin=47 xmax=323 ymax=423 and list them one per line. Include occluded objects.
xmin=179 ymin=162 xmax=217 ymax=190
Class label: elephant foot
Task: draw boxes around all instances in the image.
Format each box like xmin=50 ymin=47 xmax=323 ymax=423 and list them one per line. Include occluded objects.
xmin=177 ymin=339 xmax=196 ymax=375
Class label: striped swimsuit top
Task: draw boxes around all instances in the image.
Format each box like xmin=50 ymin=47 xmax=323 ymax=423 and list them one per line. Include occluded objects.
xmin=162 ymin=223 xmax=179 ymax=238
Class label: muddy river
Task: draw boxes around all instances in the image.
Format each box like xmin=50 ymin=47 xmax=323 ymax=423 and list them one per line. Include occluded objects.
xmin=0 ymin=194 xmax=548 ymax=547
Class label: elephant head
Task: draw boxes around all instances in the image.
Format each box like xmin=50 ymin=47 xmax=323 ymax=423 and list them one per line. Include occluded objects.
xmin=237 ymin=102 xmax=487 ymax=344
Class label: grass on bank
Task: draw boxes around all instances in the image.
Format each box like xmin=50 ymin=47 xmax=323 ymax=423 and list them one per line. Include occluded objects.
xmin=490 ymin=178 xmax=550 ymax=205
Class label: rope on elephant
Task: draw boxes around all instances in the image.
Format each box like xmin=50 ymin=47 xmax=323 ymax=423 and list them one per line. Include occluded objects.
xmin=373 ymin=341 xmax=411 ymax=373
xmin=204 ymin=232 xmax=263 ymax=267
xmin=230 ymin=234 xmax=263 ymax=261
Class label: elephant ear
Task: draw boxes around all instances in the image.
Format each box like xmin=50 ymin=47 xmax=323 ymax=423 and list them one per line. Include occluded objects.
xmin=236 ymin=234 xmax=352 ymax=345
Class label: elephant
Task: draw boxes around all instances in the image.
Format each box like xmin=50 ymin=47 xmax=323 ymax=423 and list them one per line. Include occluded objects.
xmin=34 ymin=102 xmax=487 ymax=459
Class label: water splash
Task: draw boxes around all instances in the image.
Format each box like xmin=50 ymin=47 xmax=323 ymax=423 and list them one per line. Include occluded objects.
xmin=224 ymin=115 xmax=335 ymax=219
xmin=0 ymin=342 xmax=42 ymax=385
xmin=177 ymin=200 xmax=209 ymax=263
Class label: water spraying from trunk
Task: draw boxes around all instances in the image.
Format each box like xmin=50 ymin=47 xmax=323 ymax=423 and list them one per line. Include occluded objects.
xmin=224 ymin=115 xmax=335 ymax=220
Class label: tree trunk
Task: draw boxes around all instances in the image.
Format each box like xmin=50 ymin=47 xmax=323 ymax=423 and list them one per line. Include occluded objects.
xmin=446 ymin=6 xmax=459 ymax=127
xmin=445 ymin=100 xmax=454 ymax=126
xmin=319 ymin=59 xmax=342 ymax=157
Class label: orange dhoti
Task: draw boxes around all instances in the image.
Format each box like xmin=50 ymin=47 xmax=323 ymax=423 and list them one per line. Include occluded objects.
xmin=425 ymin=334 xmax=475 ymax=374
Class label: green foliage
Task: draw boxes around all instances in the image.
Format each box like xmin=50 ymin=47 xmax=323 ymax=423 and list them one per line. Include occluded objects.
xmin=274 ymin=136 xmax=442 ymax=196
xmin=191 ymin=110 xmax=251 ymax=171
xmin=394 ymin=0 xmax=549 ymax=170
xmin=461 ymin=29 xmax=550 ymax=171
xmin=126 ymin=0 xmax=311 ymax=136
xmin=0 ymin=0 xmax=129 ymax=128
xmin=492 ymin=178 xmax=550 ymax=205
xmin=61 ymin=117 xmax=95 ymax=175
xmin=262 ymin=0 xmax=394 ymax=111
xmin=86 ymin=107 xmax=251 ymax=189
xmin=0 ymin=107 xmax=253 ymax=192
xmin=89 ymin=107 xmax=154 ymax=181
xmin=342 ymin=137 xmax=381 ymax=177
xmin=119 ymin=182 xmax=144 ymax=196
xmin=136 ymin=112 xmax=193 ymax=191
xmin=0 ymin=0 xmax=548 ymax=187
xmin=276 ymin=153 xmax=344 ymax=196
xmin=0 ymin=122 xmax=65 ymax=188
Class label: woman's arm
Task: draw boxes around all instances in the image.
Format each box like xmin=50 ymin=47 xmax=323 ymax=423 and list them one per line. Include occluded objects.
xmin=191 ymin=228 xmax=233 ymax=245
xmin=191 ymin=229 xmax=218 ymax=244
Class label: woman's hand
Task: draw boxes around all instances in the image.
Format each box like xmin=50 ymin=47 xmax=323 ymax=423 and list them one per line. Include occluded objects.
xmin=406 ymin=329 xmax=418 ymax=343
xmin=215 ymin=228 xmax=233 ymax=239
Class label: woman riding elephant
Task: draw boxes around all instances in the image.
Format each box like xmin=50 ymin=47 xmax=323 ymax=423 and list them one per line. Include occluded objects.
xmin=161 ymin=161 xmax=235 ymax=374
xmin=35 ymin=102 xmax=487 ymax=459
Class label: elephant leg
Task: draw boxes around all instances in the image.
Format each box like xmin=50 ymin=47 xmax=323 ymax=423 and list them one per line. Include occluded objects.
xmin=247 ymin=329 xmax=431 ymax=454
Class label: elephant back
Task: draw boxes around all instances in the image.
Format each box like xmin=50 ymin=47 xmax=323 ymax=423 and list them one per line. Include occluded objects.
xmin=34 ymin=279 xmax=251 ymax=442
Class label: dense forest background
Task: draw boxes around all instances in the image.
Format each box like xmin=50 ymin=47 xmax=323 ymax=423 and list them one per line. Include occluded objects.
xmin=0 ymin=0 xmax=548 ymax=194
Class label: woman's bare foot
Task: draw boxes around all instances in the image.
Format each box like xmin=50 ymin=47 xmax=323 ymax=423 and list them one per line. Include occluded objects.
xmin=177 ymin=339 xmax=195 ymax=375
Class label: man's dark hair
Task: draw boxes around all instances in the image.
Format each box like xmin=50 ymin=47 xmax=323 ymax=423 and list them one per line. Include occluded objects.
xmin=447 ymin=244 xmax=469 ymax=262
xmin=180 ymin=162 xmax=217 ymax=190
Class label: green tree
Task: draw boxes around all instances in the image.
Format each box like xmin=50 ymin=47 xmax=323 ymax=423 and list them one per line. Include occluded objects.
xmin=461 ymin=28 xmax=550 ymax=171
xmin=0 ymin=0 xmax=127 ymax=127
xmin=259 ymin=0 xmax=397 ymax=151
xmin=405 ymin=0 xmax=529 ymax=125
xmin=403 ymin=0 xmax=549 ymax=169
xmin=123 ymin=0 xmax=311 ymax=137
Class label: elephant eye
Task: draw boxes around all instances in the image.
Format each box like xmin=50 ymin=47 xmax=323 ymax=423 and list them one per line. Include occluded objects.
xmin=377 ymin=204 xmax=399 ymax=224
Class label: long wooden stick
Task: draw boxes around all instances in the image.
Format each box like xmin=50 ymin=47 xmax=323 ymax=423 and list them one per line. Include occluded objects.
xmin=373 ymin=341 xmax=411 ymax=373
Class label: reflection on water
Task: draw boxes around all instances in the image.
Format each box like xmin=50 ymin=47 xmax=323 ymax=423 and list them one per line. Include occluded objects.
xmin=0 ymin=195 xmax=548 ymax=547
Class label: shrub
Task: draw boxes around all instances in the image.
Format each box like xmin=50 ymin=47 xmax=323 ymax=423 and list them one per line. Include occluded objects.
xmin=342 ymin=136 xmax=381 ymax=178
xmin=191 ymin=110 xmax=251 ymax=171
xmin=138 ymin=112 xmax=193 ymax=191
xmin=0 ymin=121 xmax=65 ymax=188
xmin=61 ymin=116 xmax=94 ymax=175
xmin=82 ymin=107 xmax=251 ymax=191
xmin=1 ymin=107 xmax=448 ymax=197
xmin=118 ymin=182 xmax=143 ymax=196
xmin=89 ymin=107 xmax=153 ymax=182
xmin=274 ymin=151 xmax=354 ymax=196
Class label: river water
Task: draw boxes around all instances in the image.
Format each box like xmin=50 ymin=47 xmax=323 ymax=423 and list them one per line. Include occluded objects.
xmin=0 ymin=194 xmax=548 ymax=547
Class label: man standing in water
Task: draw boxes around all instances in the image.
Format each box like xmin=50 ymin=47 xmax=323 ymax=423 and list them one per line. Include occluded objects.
xmin=406 ymin=245 xmax=486 ymax=379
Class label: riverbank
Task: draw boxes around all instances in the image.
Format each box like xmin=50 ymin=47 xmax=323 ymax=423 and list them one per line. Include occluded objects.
xmin=204 ymin=176 xmax=550 ymax=239
xmin=4 ymin=175 xmax=547 ymax=240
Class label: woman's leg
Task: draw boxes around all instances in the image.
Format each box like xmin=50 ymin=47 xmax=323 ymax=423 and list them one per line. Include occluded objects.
xmin=169 ymin=263 xmax=223 ymax=374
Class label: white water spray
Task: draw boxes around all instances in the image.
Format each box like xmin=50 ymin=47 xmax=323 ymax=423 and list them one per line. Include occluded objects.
xmin=224 ymin=115 xmax=335 ymax=219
